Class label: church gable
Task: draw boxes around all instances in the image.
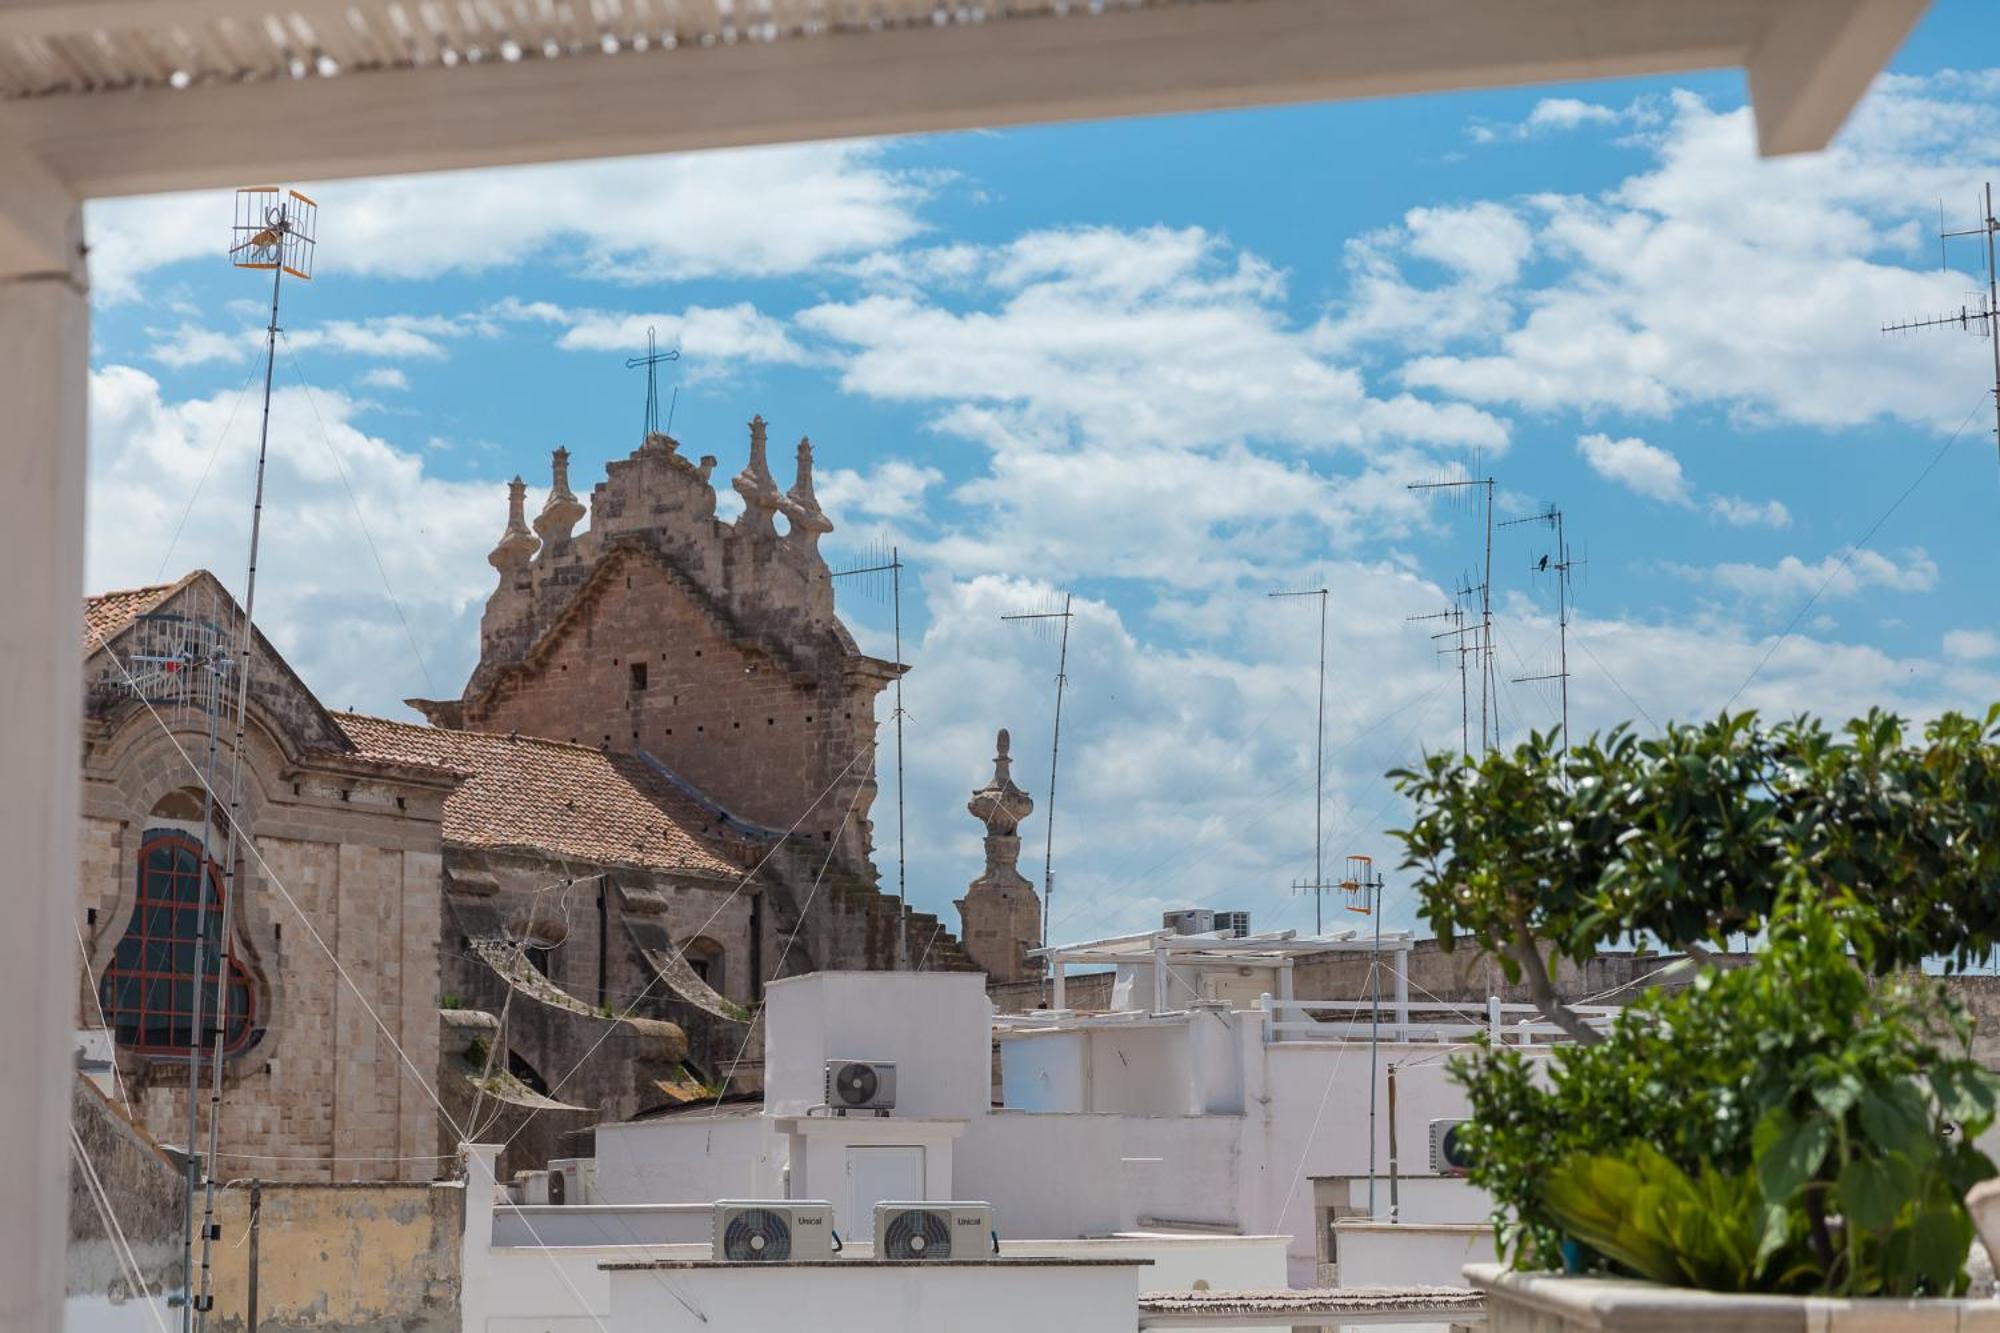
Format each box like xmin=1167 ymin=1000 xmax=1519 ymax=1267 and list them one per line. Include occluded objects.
xmin=84 ymin=570 xmax=353 ymax=757
xmin=434 ymin=418 xmax=900 ymax=866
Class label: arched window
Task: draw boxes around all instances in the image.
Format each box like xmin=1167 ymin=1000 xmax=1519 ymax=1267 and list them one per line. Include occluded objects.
xmin=680 ymin=935 xmax=725 ymax=994
xmin=99 ymin=831 xmax=256 ymax=1056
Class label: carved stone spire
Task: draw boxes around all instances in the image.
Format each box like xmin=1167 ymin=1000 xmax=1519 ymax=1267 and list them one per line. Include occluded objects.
xmin=533 ymin=447 xmax=586 ymax=549
xmin=969 ymin=728 xmax=1034 ymax=838
xmin=957 ymin=728 xmax=1041 ymax=983
xmin=731 ymin=415 xmax=782 ymax=539
xmin=780 ymin=436 xmax=834 ymax=559
xmin=488 ymin=475 xmax=540 ymax=571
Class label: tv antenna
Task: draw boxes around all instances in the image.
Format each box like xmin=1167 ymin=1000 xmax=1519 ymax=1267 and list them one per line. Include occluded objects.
xmin=1884 ymin=182 xmax=2000 ymax=483
xmin=1337 ymin=853 xmax=1387 ymax=1214
xmin=831 ymin=541 xmax=910 ymax=969
xmin=1269 ymin=585 xmax=1330 ymax=933
xmin=1002 ymin=592 xmax=1075 ymax=967
xmin=625 ymin=324 xmax=682 ymax=442
xmin=1408 ymin=472 xmax=1498 ymax=750
xmin=1408 ymin=597 xmax=1470 ymax=755
xmin=1500 ymin=504 xmax=1583 ymax=758
xmin=184 ymin=186 xmax=317 ymax=1333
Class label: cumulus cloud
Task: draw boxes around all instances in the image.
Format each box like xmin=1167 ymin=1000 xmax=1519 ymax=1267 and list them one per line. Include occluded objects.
xmin=551 ymin=302 xmax=812 ymax=370
xmin=86 ymin=142 xmax=932 ymax=303
xmin=1709 ymin=495 xmax=1792 ymax=528
xmin=1352 ymin=81 xmax=2000 ymax=433
xmin=359 ymin=367 xmax=410 ymax=391
xmin=1576 ymin=432 xmax=1692 ymax=504
xmin=86 ymin=365 xmax=500 ymax=714
xmin=1676 ymin=547 xmax=1940 ymax=603
xmin=1468 ymin=96 xmax=1630 ymax=143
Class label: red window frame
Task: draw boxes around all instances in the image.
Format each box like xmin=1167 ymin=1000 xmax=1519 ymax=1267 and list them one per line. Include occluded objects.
xmin=99 ymin=830 xmax=256 ymax=1056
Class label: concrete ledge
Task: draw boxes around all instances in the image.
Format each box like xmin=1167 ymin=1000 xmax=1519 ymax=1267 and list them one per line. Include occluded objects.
xmin=1467 ymin=1262 xmax=2000 ymax=1331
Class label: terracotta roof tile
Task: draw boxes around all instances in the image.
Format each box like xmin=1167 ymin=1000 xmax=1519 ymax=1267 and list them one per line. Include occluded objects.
xmin=82 ymin=581 xmax=177 ymax=648
xmin=337 ymin=714 xmax=744 ymax=880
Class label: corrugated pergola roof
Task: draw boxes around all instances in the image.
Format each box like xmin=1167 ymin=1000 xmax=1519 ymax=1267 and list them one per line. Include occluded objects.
xmin=0 ymin=0 xmax=1932 ymax=219
xmin=0 ymin=0 xmax=1178 ymax=100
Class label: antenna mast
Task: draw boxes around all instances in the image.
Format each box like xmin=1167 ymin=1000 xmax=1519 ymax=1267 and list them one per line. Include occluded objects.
xmin=1408 ymin=474 xmax=1498 ymax=749
xmin=193 ymin=187 xmax=317 ymax=1333
xmin=1338 ymin=854 xmax=1386 ymax=1214
xmin=1002 ymin=594 xmax=1075 ymax=970
xmin=1500 ymin=505 xmax=1582 ymax=757
xmin=1270 ymin=586 xmax=1330 ymax=933
xmin=1884 ymin=182 xmax=2000 ymax=485
xmin=832 ymin=543 xmax=910 ymax=968
xmin=1408 ymin=599 xmax=1470 ymax=755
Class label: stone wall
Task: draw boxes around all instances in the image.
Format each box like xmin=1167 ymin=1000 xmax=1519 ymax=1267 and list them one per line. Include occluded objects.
xmin=78 ymin=704 xmax=448 ymax=1183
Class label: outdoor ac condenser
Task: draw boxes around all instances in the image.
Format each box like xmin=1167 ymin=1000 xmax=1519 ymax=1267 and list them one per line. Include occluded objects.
xmin=873 ymin=1202 xmax=995 ymax=1260
xmin=1429 ymin=1119 xmax=1473 ymax=1176
xmin=825 ymin=1059 xmax=897 ymax=1113
xmin=711 ymin=1200 xmax=837 ymax=1262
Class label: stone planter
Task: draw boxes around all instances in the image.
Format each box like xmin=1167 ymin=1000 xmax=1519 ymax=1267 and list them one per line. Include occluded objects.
xmin=1466 ymin=1262 xmax=2000 ymax=1332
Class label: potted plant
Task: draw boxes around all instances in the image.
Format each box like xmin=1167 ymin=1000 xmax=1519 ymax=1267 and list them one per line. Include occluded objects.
xmin=1390 ymin=708 xmax=2000 ymax=1327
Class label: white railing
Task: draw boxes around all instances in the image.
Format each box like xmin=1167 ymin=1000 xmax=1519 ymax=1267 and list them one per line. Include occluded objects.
xmin=1260 ymin=995 xmax=1619 ymax=1046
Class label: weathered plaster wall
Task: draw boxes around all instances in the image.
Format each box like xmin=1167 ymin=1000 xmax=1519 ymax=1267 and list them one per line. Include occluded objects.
xmin=203 ymin=1181 xmax=463 ymax=1333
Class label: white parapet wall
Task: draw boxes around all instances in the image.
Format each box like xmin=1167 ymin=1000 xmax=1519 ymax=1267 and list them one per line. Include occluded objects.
xmin=1336 ymin=1221 xmax=1493 ymax=1289
xmin=603 ymin=1259 xmax=1150 ymax=1333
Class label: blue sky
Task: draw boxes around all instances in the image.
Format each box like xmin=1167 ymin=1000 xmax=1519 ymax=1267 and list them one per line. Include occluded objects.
xmin=83 ymin=0 xmax=2000 ymax=947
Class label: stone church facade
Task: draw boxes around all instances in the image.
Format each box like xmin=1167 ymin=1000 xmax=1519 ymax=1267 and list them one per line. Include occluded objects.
xmin=73 ymin=417 xmax=1031 ymax=1186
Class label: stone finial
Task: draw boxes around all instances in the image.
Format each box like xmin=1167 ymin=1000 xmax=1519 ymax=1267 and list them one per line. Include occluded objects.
xmin=731 ymin=415 xmax=783 ymax=538
xmin=488 ymin=475 xmax=540 ymax=571
xmin=533 ymin=447 xmax=587 ymax=548
xmin=780 ymin=436 xmax=834 ymax=559
xmin=969 ymin=728 xmax=1034 ymax=839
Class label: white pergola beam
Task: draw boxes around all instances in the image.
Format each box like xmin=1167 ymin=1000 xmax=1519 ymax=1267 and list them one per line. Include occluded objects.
xmin=1747 ymin=0 xmax=1927 ymax=156
xmin=0 ymin=0 xmax=1922 ymax=198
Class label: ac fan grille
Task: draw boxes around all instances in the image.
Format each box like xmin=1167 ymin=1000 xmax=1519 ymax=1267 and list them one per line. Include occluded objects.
xmin=722 ymin=1208 xmax=793 ymax=1261
xmin=883 ymin=1209 xmax=952 ymax=1260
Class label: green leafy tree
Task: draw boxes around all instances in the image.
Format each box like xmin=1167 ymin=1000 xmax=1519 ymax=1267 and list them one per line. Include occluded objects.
xmin=1391 ymin=708 xmax=2000 ymax=1041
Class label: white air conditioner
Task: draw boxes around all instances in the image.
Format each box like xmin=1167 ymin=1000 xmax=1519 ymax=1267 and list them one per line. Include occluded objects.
xmin=712 ymin=1200 xmax=837 ymax=1262
xmin=548 ymin=1157 xmax=594 ymax=1205
xmin=825 ymin=1059 xmax=897 ymax=1114
xmin=1429 ymin=1119 xmax=1473 ymax=1176
xmin=873 ymin=1202 xmax=995 ymax=1261
xmin=1212 ymin=910 xmax=1251 ymax=938
xmin=1162 ymin=909 xmax=1214 ymax=935
xmin=512 ymin=1170 xmax=559 ymax=1205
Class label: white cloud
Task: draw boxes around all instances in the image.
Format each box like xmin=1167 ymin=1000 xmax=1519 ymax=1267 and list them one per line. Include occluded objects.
xmin=86 ymin=142 xmax=932 ymax=303
xmin=1469 ymin=96 xmax=1629 ymax=143
xmin=147 ymin=323 xmax=250 ymax=369
xmin=1358 ymin=82 xmax=2000 ymax=433
xmin=86 ymin=365 xmax=501 ymax=714
xmin=1576 ymin=432 xmax=1691 ymax=504
xmin=1679 ymin=547 xmax=1940 ymax=602
xmin=1944 ymin=628 xmax=2000 ymax=662
xmin=817 ymin=459 xmax=944 ymax=523
xmin=359 ymin=367 xmax=410 ymax=391
xmin=1709 ymin=495 xmax=1792 ymax=528
xmin=551 ymin=302 xmax=812 ymax=369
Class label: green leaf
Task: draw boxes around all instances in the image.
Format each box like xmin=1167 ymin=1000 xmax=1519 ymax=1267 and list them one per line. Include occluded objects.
xmin=1836 ymin=1153 xmax=1911 ymax=1232
xmin=1754 ymin=1110 xmax=1831 ymax=1205
xmin=1812 ymin=1073 xmax=1863 ymax=1120
xmin=1857 ymin=1082 xmax=1932 ymax=1158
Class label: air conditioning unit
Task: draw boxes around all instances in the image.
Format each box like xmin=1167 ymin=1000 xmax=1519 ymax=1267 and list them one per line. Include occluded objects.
xmin=1162 ymin=909 xmax=1214 ymax=936
xmin=1429 ymin=1119 xmax=1473 ymax=1176
xmin=512 ymin=1170 xmax=560 ymax=1205
xmin=548 ymin=1157 xmax=594 ymax=1205
xmin=873 ymin=1202 xmax=995 ymax=1260
xmin=825 ymin=1059 xmax=897 ymax=1114
xmin=712 ymin=1200 xmax=837 ymax=1262
xmin=1212 ymin=910 xmax=1251 ymax=938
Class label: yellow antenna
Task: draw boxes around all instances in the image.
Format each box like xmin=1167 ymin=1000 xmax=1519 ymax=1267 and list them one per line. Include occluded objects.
xmin=229 ymin=186 xmax=317 ymax=280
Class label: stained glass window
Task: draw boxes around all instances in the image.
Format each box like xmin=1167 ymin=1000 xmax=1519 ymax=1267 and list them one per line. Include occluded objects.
xmin=99 ymin=831 xmax=255 ymax=1055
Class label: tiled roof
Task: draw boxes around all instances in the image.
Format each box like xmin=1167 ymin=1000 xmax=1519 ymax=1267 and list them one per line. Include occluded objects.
xmin=82 ymin=580 xmax=178 ymax=648
xmin=338 ymin=714 xmax=744 ymax=880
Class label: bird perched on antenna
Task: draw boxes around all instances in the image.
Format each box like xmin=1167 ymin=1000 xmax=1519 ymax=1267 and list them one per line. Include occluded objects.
xmin=230 ymin=225 xmax=282 ymax=255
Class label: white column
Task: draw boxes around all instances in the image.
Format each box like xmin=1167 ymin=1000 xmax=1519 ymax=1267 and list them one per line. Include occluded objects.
xmin=459 ymin=1145 xmax=501 ymax=1333
xmin=0 ymin=139 xmax=87 ymax=1333
xmin=1051 ymin=957 xmax=1066 ymax=1012
xmin=1152 ymin=946 xmax=1170 ymax=1014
